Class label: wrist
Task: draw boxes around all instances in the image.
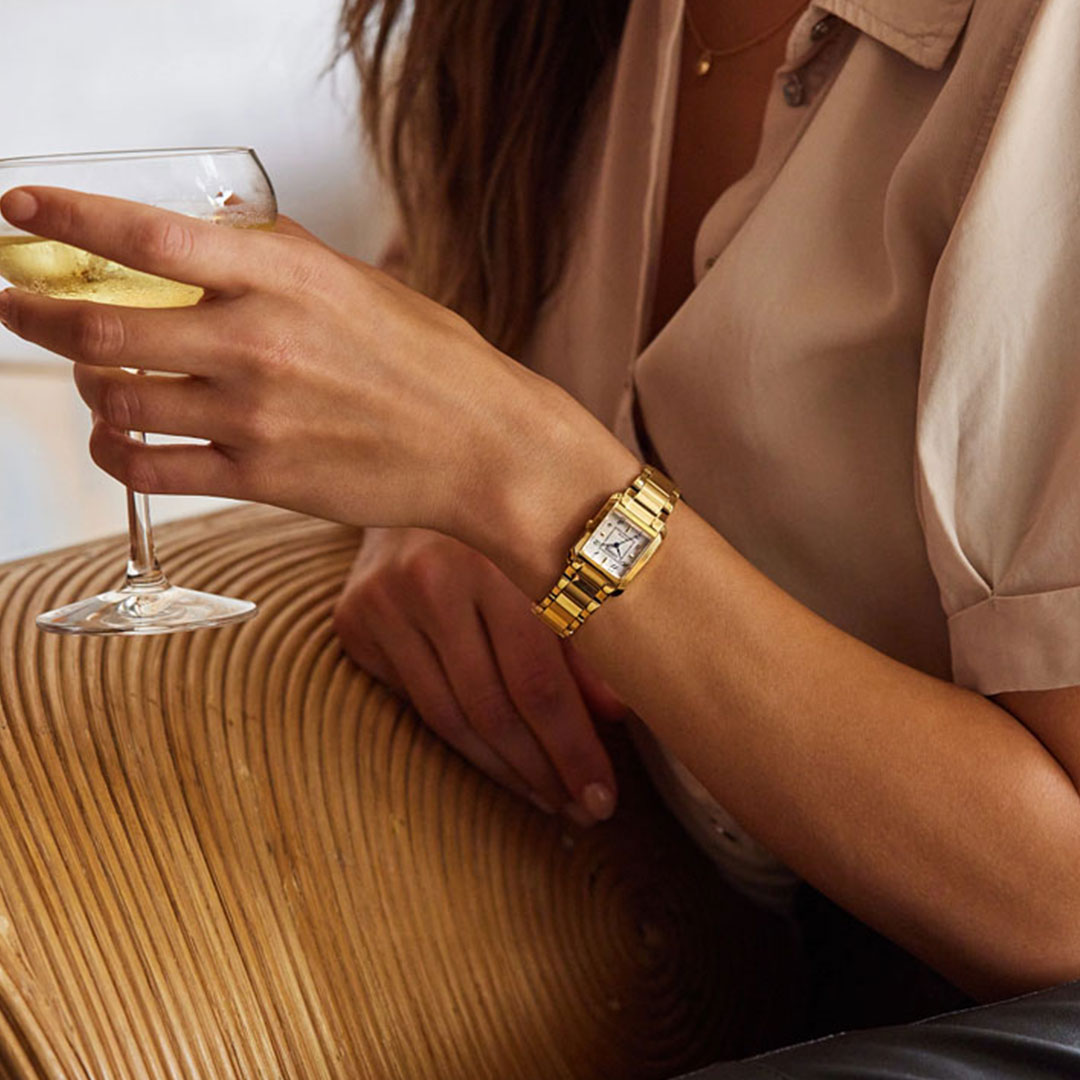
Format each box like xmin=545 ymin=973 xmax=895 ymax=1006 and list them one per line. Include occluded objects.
xmin=456 ymin=368 xmax=640 ymax=598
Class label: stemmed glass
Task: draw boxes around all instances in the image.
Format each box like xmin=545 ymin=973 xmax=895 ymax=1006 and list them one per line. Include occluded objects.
xmin=0 ymin=148 xmax=276 ymax=634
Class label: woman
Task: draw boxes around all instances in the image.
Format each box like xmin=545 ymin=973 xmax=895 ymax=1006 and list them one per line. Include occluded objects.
xmin=1 ymin=0 xmax=1079 ymax=1065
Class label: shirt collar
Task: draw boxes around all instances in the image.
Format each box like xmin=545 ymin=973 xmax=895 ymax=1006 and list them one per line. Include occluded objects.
xmin=813 ymin=0 xmax=975 ymax=69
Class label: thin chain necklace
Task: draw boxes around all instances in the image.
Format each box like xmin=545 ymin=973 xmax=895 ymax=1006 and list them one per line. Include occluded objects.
xmin=683 ymin=1 xmax=807 ymax=77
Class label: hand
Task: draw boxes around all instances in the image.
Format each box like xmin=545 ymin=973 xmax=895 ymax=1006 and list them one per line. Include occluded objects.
xmin=334 ymin=526 xmax=626 ymax=825
xmin=0 ymin=186 xmax=620 ymax=555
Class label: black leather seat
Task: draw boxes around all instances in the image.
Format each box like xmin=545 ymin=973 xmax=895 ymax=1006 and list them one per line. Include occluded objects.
xmin=685 ymin=980 xmax=1080 ymax=1079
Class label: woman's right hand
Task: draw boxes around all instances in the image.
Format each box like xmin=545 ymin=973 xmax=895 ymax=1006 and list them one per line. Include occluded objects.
xmin=333 ymin=527 xmax=624 ymax=826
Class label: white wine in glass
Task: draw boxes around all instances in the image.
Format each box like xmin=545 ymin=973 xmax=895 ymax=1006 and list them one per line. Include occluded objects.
xmin=0 ymin=147 xmax=276 ymax=635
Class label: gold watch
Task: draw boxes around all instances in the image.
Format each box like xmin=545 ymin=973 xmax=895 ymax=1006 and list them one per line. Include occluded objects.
xmin=533 ymin=466 xmax=680 ymax=638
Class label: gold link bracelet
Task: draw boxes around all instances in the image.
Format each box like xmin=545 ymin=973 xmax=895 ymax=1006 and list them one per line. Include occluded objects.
xmin=533 ymin=466 xmax=680 ymax=638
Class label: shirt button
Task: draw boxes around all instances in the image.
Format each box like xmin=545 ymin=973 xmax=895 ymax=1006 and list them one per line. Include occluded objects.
xmin=782 ymin=73 xmax=806 ymax=107
xmin=810 ymin=15 xmax=836 ymax=41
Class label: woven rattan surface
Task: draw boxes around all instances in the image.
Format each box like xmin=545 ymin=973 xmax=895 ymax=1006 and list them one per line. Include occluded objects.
xmin=0 ymin=506 xmax=789 ymax=1078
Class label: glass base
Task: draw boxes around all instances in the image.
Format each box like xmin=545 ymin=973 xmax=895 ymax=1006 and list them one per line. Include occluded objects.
xmin=36 ymin=584 xmax=257 ymax=636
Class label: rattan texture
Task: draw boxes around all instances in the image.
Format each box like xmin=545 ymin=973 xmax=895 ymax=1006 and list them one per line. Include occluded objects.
xmin=0 ymin=506 xmax=788 ymax=1078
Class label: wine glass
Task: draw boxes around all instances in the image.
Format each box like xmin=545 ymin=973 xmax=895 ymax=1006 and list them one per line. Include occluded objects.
xmin=0 ymin=147 xmax=276 ymax=635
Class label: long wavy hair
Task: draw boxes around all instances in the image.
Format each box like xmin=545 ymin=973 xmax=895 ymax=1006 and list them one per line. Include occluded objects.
xmin=340 ymin=1 xmax=631 ymax=354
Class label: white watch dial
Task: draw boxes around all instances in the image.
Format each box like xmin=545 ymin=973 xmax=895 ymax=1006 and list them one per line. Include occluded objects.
xmin=581 ymin=509 xmax=651 ymax=578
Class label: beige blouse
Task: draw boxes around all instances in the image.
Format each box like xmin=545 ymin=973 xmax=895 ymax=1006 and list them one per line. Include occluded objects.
xmin=522 ymin=0 xmax=1080 ymax=909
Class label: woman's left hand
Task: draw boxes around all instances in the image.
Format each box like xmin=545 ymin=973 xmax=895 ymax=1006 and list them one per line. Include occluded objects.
xmin=0 ymin=186 xmax=627 ymax=558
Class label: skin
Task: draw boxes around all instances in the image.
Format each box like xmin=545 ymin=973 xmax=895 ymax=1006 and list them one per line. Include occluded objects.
xmin=0 ymin=2 xmax=1077 ymax=999
xmin=336 ymin=526 xmax=627 ymax=823
xmin=336 ymin=0 xmax=805 ymax=827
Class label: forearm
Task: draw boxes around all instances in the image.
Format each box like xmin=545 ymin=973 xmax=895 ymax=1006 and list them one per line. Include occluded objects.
xmin=478 ymin=394 xmax=1080 ymax=1001
xmin=582 ymin=509 xmax=1080 ymax=999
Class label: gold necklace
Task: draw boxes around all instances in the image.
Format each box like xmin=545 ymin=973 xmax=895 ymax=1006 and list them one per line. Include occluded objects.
xmin=683 ymin=1 xmax=808 ymax=77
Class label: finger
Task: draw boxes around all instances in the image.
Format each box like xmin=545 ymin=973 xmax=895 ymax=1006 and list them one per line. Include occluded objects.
xmin=563 ymin=644 xmax=630 ymax=722
xmin=355 ymin=646 xmax=404 ymax=696
xmin=0 ymin=186 xmax=269 ymax=294
xmin=74 ymin=366 xmax=232 ymax=443
xmin=332 ymin=607 xmax=405 ymax=693
xmin=0 ymin=290 xmax=227 ymax=375
xmin=374 ymin=614 xmax=544 ymax=809
xmin=350 ymin=642 xmax=405 ymax=696
xmin=485 ymin=590 xmax=618 ymax=823
xmin=431 ymin=604 xmax=569 ymax=813
xmin=89 ymin=419 xmax=243 ymax=497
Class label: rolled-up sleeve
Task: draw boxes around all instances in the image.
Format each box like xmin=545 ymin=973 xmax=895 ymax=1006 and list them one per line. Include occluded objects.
xmin=915 ymin=0 xmax=1080 ymax=695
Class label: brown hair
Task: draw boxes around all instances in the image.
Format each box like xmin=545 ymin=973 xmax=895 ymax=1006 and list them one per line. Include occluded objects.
xmin=340 ymin=2 xmax=630 ymax=354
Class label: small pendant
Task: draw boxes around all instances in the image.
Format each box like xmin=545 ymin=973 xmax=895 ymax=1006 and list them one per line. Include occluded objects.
xmin=696 ymin=52 xmax=713 ymax=77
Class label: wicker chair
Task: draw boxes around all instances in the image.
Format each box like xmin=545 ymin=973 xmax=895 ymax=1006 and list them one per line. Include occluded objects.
xmin=0 ymin=507 xmax=798 ymax=1079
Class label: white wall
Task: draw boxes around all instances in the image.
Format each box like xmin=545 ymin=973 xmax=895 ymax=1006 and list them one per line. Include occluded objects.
xmin=0 ymin=0 xmax=393 ymax=560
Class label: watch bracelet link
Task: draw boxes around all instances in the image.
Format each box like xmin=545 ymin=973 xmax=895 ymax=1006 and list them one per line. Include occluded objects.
xmin=532 ymin=558 xmax=616 ymax=638
xmin=628 ymin=466 xmax=679 ymax=521
xmin=533 ymin=466 xmax=679 ymax=638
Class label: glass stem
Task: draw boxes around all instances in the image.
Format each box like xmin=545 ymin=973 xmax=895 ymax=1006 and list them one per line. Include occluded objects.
xmin=125 ymin=430 xmax=167 ymax=591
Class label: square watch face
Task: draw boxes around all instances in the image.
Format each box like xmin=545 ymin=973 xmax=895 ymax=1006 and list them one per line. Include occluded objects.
xmin=581 ymin=509 xmax=652 ymax=578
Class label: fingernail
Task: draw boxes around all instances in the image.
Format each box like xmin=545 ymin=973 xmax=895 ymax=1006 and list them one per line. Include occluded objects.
xmin=2 ymin=189 xmax=38 ymax=223
xmin=0 ymin=292 xmax=10 ymax=327
xmin=563 ymin=803 xmax=594 ymax=829
xmin=528 ymin=793 xmax=557 ymax=815
xmin=582 ymin=782 xmax=615 ymax=821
